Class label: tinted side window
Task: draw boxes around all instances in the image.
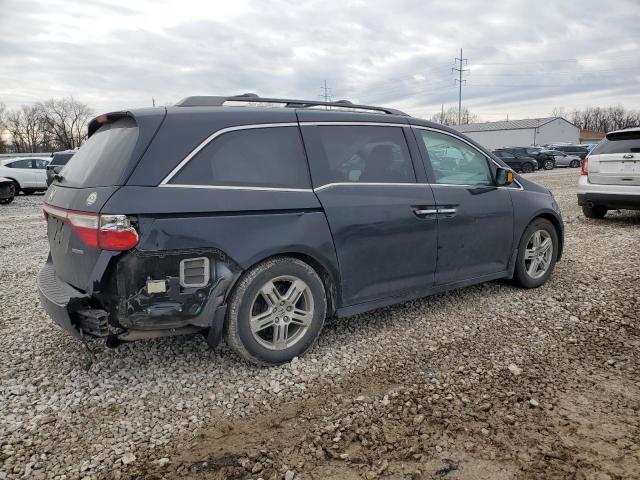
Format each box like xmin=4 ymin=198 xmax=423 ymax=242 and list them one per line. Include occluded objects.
xmin=315 ymin=126 xmax=415 ymax=184
xmin=418 ymin=130 xmax=492 ymax=186
xmin=171 ymin=127 xmax=310 ymax=189
xmin=8 ymin=159 xmax=33 ymax=169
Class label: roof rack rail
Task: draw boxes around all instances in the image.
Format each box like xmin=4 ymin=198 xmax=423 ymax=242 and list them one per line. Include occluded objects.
xmin=175 ymin=93 xmax=409 ymax=116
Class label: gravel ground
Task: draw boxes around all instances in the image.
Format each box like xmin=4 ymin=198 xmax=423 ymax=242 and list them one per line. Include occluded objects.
xmin=1 ymin=169 xmax=638 ymax=480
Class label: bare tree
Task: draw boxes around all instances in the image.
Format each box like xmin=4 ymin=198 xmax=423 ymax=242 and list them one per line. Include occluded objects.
xmin=430 ymin=106 xmax=479 ymax=126
xmin=564 ymin=105 xmax=640 ymax=132
xmin=40 ymin=97 xmax=94 ymax=150
xmin=5 ymin=104 xmax=52 ymax=153
xmin=0 ymin=102 xmax=7 ymax=153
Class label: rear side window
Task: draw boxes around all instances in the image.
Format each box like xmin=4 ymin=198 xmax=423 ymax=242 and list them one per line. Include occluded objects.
xmin=8 ymin=159 xmax=32 ymax=169
xmin=591 ymin=131 xmax=640 ymax=155
xmin=170 ymin=127 xmax=310 ymax=189
xmin=315 ymin=126 xmax=415 ymax=183
xmin=61 ymin=118 xmax=139 ymax=187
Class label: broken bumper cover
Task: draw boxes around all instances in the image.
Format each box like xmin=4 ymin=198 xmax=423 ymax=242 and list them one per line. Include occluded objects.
xmin=37 ymin=261 xmax=87 ymax=339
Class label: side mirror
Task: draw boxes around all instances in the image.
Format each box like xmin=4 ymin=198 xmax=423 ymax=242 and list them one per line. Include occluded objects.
xmin=496 ymin=167 xmax=514 ymax=186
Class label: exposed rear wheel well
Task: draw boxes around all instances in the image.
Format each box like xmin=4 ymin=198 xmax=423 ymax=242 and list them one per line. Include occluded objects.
xmin=532 ymin=214 xmax=563 ymax=261
xmin=275 ymin=253 xmax=338 ymax=317
xmin=227 ymin=253 xmax=338 ymax=317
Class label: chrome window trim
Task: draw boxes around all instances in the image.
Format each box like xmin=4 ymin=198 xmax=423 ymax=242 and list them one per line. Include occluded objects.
xmin=299 ymin=121 xmax=409 ymax=128
xmin=159 ymin=184 xmax=313 ymax=193
xmin=314 ymin=182 xmax=426 ymax=193
xmin=159 ymin=122 xmax=299 ymax=185
xmin=158 ymin=120 xmax=524 ymax=192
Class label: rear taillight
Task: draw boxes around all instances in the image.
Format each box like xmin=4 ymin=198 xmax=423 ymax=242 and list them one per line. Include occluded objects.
xmin=581 ymin=157 xmax=588 ymax=175
xmin=43 ymin=205 xmax=139 ymax=251
xmin=98 ymin=215 xmax=139 ymax=250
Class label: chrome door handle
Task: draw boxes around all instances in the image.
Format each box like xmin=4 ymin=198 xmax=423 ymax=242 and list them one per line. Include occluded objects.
xmin=413 ymin=208 xmax=438 ymax=216
xmin=437 ymin=208 xmax=457 ymax=214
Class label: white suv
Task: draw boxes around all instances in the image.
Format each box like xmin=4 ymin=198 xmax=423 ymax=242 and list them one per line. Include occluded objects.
xmin=578 ymin=128 xmax=640 ymax=218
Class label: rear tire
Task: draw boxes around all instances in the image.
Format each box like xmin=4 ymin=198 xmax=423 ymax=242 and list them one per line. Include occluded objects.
xmin=512 ymin=218 xmax=559 ymax=289
xmin=521 ymin=162 xmax=534 ymax=173
xmin=225 ymin=256 xmax=327 ymax=365
xmin=582 ymin=205 xmax=607 ymax=218
xmin=569 ymin=160 xmax=580 ymax=168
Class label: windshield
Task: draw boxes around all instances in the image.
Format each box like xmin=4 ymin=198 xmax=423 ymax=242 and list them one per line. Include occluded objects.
xmin=59 ymin=118 xmax=138 ymax=187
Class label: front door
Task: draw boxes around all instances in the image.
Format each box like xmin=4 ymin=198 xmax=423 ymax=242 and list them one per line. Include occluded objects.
xmin=301 ymin=123 xmax=438 ymax=307
xmin=413 ymin=127 xmax=514 ymax=285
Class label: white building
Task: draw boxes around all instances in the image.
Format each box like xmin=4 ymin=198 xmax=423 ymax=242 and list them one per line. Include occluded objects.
xmin=453 ymin=117 xmax=580 ymax=150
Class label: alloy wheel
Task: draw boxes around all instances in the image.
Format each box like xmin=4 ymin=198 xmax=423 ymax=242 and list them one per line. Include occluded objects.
xmin=249 ymin=275 xmax=314 ymax=350
xmin=523 ymin=230 xmax=553 ymax=279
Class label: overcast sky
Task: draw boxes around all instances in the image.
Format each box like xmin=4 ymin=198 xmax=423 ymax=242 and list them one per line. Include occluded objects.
xmin=1 ymin=0 xmax=639 ymax=121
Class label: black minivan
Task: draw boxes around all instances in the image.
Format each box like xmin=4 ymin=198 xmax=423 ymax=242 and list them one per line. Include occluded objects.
xmin=38 ymin=94 xmax=564 ymax=365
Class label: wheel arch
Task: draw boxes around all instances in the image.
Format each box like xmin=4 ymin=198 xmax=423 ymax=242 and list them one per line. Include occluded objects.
xmin=4 ymin=177 xmax=20 ymax=189
xmin=530 ymin=213 xmax=564 ymax=261
xmin=226 ymin=250 xmax=340 ymax=317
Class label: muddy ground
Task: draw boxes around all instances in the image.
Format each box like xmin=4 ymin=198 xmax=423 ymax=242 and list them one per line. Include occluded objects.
xmin=132 ymin=170 xmax=640 ymax=480
xmin=1 ymin=169 xmax=638 ymax=480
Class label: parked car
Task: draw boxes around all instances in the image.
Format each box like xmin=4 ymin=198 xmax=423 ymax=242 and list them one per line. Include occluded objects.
xmin=0 ymin=176 xmax=16 ymax=204
xmin=548 ymin=144 xmax=589 ymax=160
xmin=582 ymin=143 xmax=599 ymax=153
xmin=494 ymin=147 xmax=555 ymax=170
xmin=492 ymin=150 xmax=538 ymax=173
xmin=0 ymin=157 xmax=50 ymax=194
xmin=46 ymin=150 xmax=76 ymax=186
xmin=38 ymin=94 xmax=564 ymax=365
xmin=542 ymin=150 xmax=582 ymax=168
xmin=578 ymin=127 xmax=640 ymax=218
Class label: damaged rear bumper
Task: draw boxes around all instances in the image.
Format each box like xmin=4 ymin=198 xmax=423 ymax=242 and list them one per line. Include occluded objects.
xmin=38 ymin=253 xmax=235 ymax=347
xmin=37 ymin=261 xmax=89 ymax=339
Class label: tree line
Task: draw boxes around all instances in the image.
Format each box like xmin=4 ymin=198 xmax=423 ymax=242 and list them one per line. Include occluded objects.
xmin=552 ymin=106 xmax=640 ymax=133
xmin=429 ymin=106 xmax=479 ymax=126
xmin=0 ymin=98 xmax=93 ymax=153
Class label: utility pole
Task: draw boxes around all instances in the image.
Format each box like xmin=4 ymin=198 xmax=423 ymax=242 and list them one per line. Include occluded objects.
xmin=320 ymin=80 xmax=332 ymax=109
xmin=452 ymin=48 xmax=469 ymax=125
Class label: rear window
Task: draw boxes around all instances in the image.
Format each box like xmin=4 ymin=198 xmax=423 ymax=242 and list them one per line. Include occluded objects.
xmin=591 ymin=131 xmax=640 ymax=155
xmin=60 ymin=118 xmax=138 ymax=187
xmin=50 ymin=153 xmax=74 ymax=166
xmin=170 ymin=126 xmax=310 ymax=189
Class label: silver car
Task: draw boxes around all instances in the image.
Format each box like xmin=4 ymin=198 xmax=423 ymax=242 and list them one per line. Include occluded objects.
xmin=578 ymin=128 xmax=640 ymax=218
xmin=542 ymin=150 xmax=581 ymax=168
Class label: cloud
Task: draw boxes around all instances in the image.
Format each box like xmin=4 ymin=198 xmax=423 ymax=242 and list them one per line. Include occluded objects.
xmin=0 ymin=0 xmax=638 ymax=121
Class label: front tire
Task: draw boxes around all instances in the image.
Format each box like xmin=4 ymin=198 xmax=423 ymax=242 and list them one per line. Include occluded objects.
xmin=0 ymin=183 xmax=16 ymax=204
xmin=225 ymin=257 xmax=327 ymax=365
xmin=513 ymin=218 xmax=559 ymax=289
xmin=582 ymin=205 xmax=607 ymax=218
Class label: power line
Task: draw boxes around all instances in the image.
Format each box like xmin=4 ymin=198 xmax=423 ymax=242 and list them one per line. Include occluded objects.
xmin=452 ymin=48 xmax=469 ymax=125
